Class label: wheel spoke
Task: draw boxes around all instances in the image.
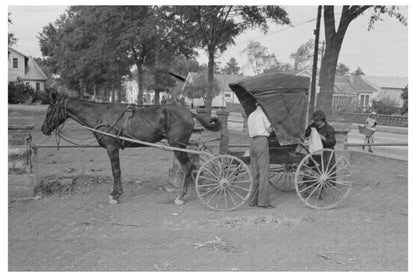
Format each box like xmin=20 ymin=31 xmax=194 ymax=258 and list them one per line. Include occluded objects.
xmin=227 ymin=185 xmax=246 ymax=201
xmin=299 ymin=164 xmax=321 ymax=178
xmin=198 ymin=175 xmax=220 ymax=183
xmin=225 ymin=186 xmax=238 ymax=207
xmin=298 ymin=180 xmax=320 ymax=193
xmin=309 ymin=155 xmax=323 ymax=175
xmin=206 ymin=187 xmax=221 ymax=205
xmin=226 ymin=163 xmax=244 ymax=180
xmin=197 ymin=182 xmax=219 ymax=188
xmin=324 ymin=151 xmax=335 ymax=175
xmin=327 ymin=156 xmax=347 ymax=176
xmin=202 ymin=165 xmax=221 ymax=180
xmin=199 ymin=185 xmax=220 ymax=197
xmin=227 ymin=170 xmax=249 ymax=182
xmin=325 ymin=182 xmax=346 ymax=195
xmin=228 ymin=183 xmax=251 ymax=192
xmin=304 ymin=182 xmax=322 ymax=202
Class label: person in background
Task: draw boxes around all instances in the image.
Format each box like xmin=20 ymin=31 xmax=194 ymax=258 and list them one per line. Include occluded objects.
xmin=247 ymin=103 xmax=274 ymax=209
xmin=363 ymin=111 xmax=377 ymax=153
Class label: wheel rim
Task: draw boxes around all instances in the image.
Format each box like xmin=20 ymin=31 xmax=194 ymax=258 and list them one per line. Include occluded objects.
xmin=295 ymin=149 xmax=352 ymax=209
xmin=196 ymin=155 xmax=253 ymax=211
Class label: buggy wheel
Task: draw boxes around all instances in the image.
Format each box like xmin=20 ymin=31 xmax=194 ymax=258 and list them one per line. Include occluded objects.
xmin=269 ymin=144 xmax=309 ymax=192
xmin=195 ymin=155 xmax=253 ymax=211
xmin=294 ymin=149 xmax=352 ymax=209
xmin=269 ymin=164 xmax=296 ymax=191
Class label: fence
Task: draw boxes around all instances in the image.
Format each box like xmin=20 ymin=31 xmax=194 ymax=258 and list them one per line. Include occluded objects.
xmin=336 ymin=112 xmax=408 ymax=127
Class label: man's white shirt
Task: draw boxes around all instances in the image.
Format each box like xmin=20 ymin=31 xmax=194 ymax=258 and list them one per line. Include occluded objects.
xmin=247 ymin=106 xmax=272 ymax=138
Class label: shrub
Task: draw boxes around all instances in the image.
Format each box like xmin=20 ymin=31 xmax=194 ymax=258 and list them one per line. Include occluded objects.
xmin=371 ymin=96 xmax=401 ymax=115
xmin=8 ymin=78 xmax=35 ymax=104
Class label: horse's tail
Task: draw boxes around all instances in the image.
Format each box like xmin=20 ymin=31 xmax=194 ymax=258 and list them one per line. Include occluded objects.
xmin=191 ymin=112 xmax=222 ymax=132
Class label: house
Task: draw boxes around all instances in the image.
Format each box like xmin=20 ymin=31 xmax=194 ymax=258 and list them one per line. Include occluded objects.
xmin=333 ymin=75 xmax=377 ymax=109
xmin=360 ymin=75 xmax=408 ymax=106
xmin=181 ymin=72 xmax=247 ymax=107
xmin=8 ymin=47 xmax=48 ymax=92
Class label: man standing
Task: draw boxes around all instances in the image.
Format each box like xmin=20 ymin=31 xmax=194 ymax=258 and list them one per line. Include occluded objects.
xmin=247 ymin=103 xmax=274 ymax=209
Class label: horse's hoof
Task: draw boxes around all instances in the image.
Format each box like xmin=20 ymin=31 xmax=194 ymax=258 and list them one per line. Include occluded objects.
xmin=108 ymin=195 xmax=119 ymax=205
xmin=174 ymin=196 xmax=186 ymax=205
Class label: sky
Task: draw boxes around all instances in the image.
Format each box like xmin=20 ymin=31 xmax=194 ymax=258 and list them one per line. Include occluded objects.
xmin=7 ymin=5 xmax=409 ymax=78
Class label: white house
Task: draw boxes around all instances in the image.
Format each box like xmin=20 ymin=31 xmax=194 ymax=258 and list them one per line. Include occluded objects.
xmin=8 ymin=47 xmax=48 ymax=92
xmin=360 ymin=75 xmax=408 ymax=106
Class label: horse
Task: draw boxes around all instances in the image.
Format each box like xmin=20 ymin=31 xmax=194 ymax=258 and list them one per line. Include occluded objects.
xmin=40 ymin=92 xmax=221 ymax=205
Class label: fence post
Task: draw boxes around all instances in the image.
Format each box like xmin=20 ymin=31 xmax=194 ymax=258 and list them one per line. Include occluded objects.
xmin=8 ymin=124 xmax=36 ymax=197
xmin=330 ymin=121 xmax=352 ymax=162
xmin=216 ymin=110 xmax=230 ymax=154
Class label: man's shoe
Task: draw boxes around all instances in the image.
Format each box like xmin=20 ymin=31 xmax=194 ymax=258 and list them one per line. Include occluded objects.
xmin=258 ymin=204 xmax=274 ymax=209
xmin=369 ymin=149 xmax=373 ymax=153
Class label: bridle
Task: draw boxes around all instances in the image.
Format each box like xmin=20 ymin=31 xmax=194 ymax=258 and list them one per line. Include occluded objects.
xmin=44 ymin=96 xmax=68 ymax=134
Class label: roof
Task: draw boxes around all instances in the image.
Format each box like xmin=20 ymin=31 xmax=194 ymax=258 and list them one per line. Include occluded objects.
xmin=361 ymin=75 xmax=408 ymax=89
xmin=334 ymin=75 xmax=377 ymax=95
xmin=24 ymin=57 xmax=48 ymax=81
xmin=8 ymin=47 xmax=28 ymax=59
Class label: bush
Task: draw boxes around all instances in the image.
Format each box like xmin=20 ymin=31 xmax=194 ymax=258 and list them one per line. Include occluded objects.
xmin=8 ymin=79 xmax=35 ymax=104
xmin=371 ymin=97 xmax=401 ymax=115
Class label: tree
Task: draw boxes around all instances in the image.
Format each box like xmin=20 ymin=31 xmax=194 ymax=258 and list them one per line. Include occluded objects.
xmin=317 ymin=5 xmax=407 ymax=116
xmin=176 ymin=6 xmax=290 ymax=114
xmin=336 ymin=63 xmax=350 ymax=75
xmin=244 ymin=40 xmax=280 ymax=75
xmin=352 ymin=66 xmax=365 ymax=76
xmin=182 ymin=73 xmax=220 ymax=104
xmin=8 ymin=78 xmax=35 ymax=104
xmin=400 ymin=85 xmax=408 ymax=115
xmin=290 ymin=39 xmax=314 ymax=71
xmin=371 ymin=96 xmax=400 ymax=115
xmin=8 ymin=13 xmax=17 ymax=47
xmin=222 ymin=57 xmax=240 ymax=75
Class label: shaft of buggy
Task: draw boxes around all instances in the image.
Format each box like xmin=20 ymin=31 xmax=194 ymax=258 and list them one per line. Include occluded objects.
xmin=81 ymin=125 xmax=216 ymax=158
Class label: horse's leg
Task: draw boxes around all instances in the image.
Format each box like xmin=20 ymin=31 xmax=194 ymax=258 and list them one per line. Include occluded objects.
xmin=106 ymin=146 xmax=123 ymax=204
xmin=173 ymin=150 xmax=194 ymax=205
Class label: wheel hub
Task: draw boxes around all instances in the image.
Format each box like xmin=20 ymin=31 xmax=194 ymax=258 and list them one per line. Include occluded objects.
xmin=219 ymin=179 xmax=229 ymax=188
xmin=319 ymin=174 xmax=328 ymax=183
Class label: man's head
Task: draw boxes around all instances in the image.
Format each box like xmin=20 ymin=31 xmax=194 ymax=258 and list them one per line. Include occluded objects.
xmin=312 ymin=110 xmax=326 ymax=124
xmin=370 ymin=111 xmax=376 ymax=118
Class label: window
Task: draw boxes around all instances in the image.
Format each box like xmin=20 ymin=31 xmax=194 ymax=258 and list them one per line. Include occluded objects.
xmin=13 ymin=58 xmax=18 ymax=68
xmin=26 ymin=82 xmax=30 ymax=86
xmin=360 ymin=94 xmax=370 ymax=107
xmin=36 ymin=83 xmax=40 ymax=91
xmin=225 ymin=93 xmax=231 ymax=98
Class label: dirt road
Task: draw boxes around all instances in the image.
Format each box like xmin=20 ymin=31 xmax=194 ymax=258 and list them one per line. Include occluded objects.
xmin=8 ymin=105 xmax=407 ymax=271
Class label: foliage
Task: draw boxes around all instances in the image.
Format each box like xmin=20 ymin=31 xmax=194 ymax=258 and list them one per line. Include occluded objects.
xmin=8 ymin=78 xmax=36 ymax=104
xmin=290 ymin=39 xmax=314 ymax=71
xmin=371 ymin=96 xmax=401 ymax=115
xmin=352 ymin=66 xmax=365 ymax=76
xmin=336 ymin=63 xmax=350 ymax=75
xmin=222 ymin=58 xmax=240 ymax=75
xmin=182 ymin=74 xmax=220 ymax=102
xmin=244 ymin=41 xmax=280 ymax=75
xmin=8 ymin=13 xmax=17 ymax=47
xmin=400 ymin=85 xmax=408 ymax=115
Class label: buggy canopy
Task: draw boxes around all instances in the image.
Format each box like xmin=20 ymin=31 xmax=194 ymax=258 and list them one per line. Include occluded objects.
xmin=229 ymin=72 xmax=310 ymax=145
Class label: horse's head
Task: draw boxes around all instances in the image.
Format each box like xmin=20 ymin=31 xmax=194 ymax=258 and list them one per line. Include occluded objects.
xmin=41 ymin=91 xmax=68 ymax=136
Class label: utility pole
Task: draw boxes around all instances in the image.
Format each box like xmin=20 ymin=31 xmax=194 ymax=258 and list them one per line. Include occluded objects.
xmin=308 ymin=5 xmax=322 ymax=122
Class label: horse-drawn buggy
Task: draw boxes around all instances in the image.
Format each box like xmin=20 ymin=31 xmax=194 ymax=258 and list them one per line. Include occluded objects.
xmin=41 ymin=72 xmax=352 ymax=211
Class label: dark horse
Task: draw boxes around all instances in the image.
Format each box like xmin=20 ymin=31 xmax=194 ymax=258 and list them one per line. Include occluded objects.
xmin=41 ymin=92 xmax=221 ymax=204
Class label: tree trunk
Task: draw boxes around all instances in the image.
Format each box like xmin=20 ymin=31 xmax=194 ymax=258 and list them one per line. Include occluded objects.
xmin=136 ymin=62 xmax=144 ymax=105
xmin=93 ymin=84 xmax=97 ymax=101
xmin=206 ymin=46 xmax=215 ymax=115
xmin=79 ymin=80 xmax=84 ymax=99
xmin=317 ymin=6 xmax=350 ymax=117
xmin=111 ymin=85 xmax=115 ymax=103
xmin=154 ymin=90 xmax=160 ymax=105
